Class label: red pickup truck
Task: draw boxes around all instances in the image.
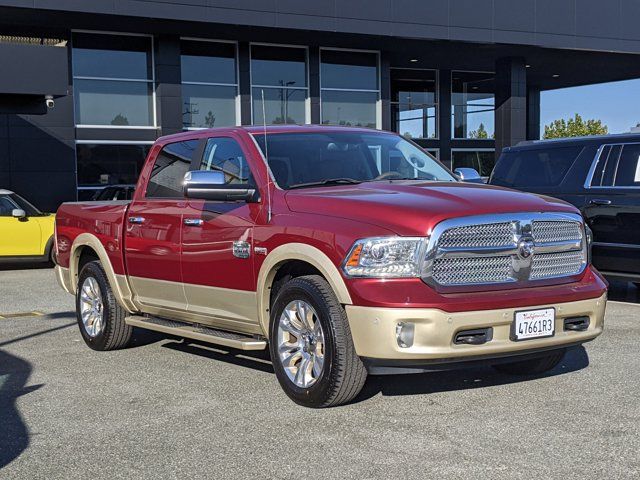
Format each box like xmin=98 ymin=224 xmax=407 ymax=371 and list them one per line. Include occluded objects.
xmin=55 ymin=125 xmax=607 ymax=407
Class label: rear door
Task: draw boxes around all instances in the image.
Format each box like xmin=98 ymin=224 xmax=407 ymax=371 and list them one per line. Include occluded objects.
xmin=180 ymin=134 xmax=261 ymax=332
xmin=124 ymin=139 xmax=199 ymax=311
xmin=583 ymin=143 xmax=640 ymax=277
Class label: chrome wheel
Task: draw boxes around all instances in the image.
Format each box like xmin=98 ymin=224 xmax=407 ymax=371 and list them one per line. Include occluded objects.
xmin=79 ymin=276 xmax=104 ymax=338
xmin=276 ymin=300 xmax=325 ymax=388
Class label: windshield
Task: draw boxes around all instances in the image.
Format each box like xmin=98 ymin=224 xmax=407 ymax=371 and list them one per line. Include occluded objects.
xmin=253 ymin=131 xmax=455 ymax=189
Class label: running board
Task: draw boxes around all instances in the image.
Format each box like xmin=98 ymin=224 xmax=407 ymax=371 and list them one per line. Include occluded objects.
xmin=124 ymin=315 xmax=267 ymax=351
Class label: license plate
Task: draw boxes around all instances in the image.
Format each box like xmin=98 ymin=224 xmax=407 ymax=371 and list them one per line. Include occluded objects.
xmin=512 ymin=308 xmax=555 ymax=341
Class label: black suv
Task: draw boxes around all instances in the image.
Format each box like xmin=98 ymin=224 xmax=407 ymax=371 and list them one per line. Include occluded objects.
xmin=490 ymin=134 xmax=640 ymax=283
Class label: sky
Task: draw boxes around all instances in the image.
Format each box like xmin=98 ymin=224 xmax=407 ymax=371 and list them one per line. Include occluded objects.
xmin=540 ymin=78 xmax=640 ymax=137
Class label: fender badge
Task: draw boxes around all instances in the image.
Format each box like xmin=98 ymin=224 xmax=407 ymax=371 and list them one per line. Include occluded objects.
xmin=254 ymin=247 xmax=268 ymax=256
xmin=233 ymin=241 xmax=251 ymax=259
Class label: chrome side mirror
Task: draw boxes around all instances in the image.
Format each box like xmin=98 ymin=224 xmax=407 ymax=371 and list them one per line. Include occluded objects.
xmin=454 ymin=168 xmax=484 ymax=183
xmin=183 ymin=170 xmax=258 ymax=202
xmin=12 ymin=208 xmax=26 ymax=218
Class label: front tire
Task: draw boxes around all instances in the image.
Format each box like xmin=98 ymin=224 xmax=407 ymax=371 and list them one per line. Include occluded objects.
xmin=76 ymin=260 xmax=132 ymax=351
xmin=492 ymin=349 xmax=566 ymax=375
xmin=269 ymin=275 xmax=367 ymax=408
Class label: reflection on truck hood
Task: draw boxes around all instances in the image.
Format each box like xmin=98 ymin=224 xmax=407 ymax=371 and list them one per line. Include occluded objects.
xmin=284 ymin=180 xmax=579 ymax=236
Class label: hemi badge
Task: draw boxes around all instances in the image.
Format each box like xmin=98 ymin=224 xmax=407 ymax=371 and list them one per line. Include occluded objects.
xmin=232 ymin=241 xmax=251 ymax=259
xmin=254 ymin=247 xmax=268 ymax=256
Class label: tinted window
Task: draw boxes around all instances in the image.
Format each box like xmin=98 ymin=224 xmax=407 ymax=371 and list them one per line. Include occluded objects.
xmin=614 ymin=144 xmax=640 ymax=187
xmin=321 ymin=50 xmax=378 ymax=90
xmin=73 ymin=33 xmax=152 ymax=80
xmin=0 ymin=195 xmax=18 ymax=216
xmin=199 ymin=137 xmax=254 ymax=186
xmin=452 ymin=150 xmax=495 ymax=178
xmin=491 ymin=146 xmax=583 ymax=188
xmin=77 ymin=144 xmax=151 ymax=187
xmin=146 ymin=140 xmax=199 ymax=198
xmin=251 ymin=45 xmax=307 ymax=87
xmin=181 ymin=41 xmax=236 ymax=84
xmin=591 ymin=145 xmax=621 ymax=187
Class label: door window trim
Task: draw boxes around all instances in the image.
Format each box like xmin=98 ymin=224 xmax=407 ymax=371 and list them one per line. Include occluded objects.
xmin=585 ymin=142 xmax=640 ymax=189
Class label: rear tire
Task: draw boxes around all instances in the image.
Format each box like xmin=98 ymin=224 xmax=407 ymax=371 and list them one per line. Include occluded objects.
xmin=492 ymin=349 xmax=566 ymax=375
xmin=269 ymin=275 xmax=367 ymax=408
xmin=76 ymin=260 xmax=132 ymax=351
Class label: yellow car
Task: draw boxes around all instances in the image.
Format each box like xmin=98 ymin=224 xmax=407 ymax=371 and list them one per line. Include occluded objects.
xmin=0 ymin=189 xmax=55 ymax=264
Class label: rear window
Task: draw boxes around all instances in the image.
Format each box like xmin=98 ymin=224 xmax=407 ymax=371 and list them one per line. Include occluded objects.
xmin=491 ymin=146 xmax=583 ymax=188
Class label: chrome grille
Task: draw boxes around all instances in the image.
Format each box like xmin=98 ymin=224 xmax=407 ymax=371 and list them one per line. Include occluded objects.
xmin=438 ymin=222 xmax=514 ymax=248
xmin=433 ymin=256 xmax=512 ymax=285
xmin=530 ymin=251 xmax=585 ymax=279
xmin=532 ymin=221 xmax=582 ymax=243
xmin=422 ymin=213 xmax=587 ymax=291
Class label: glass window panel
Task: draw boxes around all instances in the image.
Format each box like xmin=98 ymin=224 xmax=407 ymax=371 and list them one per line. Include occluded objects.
xmin=491 ymin=146 xmax=583 ymax=188
xmin=391 ymin=69 xmax=438 ymax=139
xmin=146 ymin=140 xmax=199 ymax=198
xmin=76 ymin=144 xmax=151 ymax=186
xmin=614 ymin=144 xmax=640 ymax=187
xmin=181 ymin=41 xmax=236 ymax=84
xmin=199 ymin=137 xmax=254 ymax=186
xmin=321 ymin=50 xmax=378 ymax=90
xmin=252 ymin=87 xmax=306 ymax=125
xmin=72 ymin=33 xmax=152 ymax=80
xmin=251 ymin=45 xmax=307 ymax=88
xmin=393 ymin=105 xmax=436 ymax=140
xmin=452 ymin=150 xmax=495 ymax=178
xmin=451 ymin=71 xmax=495 ymax=139
xmin=74 ymin=79 xmax=154 ymax=126
xmin=321 ymin=90 xmax=377 ymax=128
xmin=183 ymin=84 xmax=237 ymax=128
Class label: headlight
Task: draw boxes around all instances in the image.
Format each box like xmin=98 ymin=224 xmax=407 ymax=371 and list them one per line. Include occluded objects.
xmin=342 ymin=237 xmax=429 ymax=278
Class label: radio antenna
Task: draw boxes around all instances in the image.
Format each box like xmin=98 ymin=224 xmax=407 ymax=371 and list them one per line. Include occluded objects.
xmin=261 ymin=89 xmax=272 ymax=223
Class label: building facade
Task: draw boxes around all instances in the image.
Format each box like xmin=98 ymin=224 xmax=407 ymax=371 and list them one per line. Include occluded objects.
xmin=1 ymin=1 xmax=640 ymax=211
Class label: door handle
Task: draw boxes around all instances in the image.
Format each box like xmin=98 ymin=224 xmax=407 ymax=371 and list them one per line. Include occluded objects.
xmin=128 ymin=216 xmax=145 ymax=224
xmin=183 ymin=218 xmax=204 ymax=227
xmin=589 ymin=199 xmax=611 ymax=206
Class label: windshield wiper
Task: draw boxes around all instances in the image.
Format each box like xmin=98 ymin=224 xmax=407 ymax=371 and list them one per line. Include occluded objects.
xmin=287 ymin=178 xmax=363 ymax=190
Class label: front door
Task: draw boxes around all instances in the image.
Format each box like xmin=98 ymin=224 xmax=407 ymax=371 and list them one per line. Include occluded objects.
xmin=0 ymin=195 xmax=41 ymax=256
xmin=582 ymin=143 xmax=640 ymax=277
xmin=125 ymin=139 xmax=200 ymax=311
xmin=181 ymin=135 xmax=261 ymax=332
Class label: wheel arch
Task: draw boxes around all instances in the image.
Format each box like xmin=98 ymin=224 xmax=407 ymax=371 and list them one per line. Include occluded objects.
xmin=69 ymin=233 xmax=137 ymax=312
xmin=256 ymin=243 xmax=352 ymax=336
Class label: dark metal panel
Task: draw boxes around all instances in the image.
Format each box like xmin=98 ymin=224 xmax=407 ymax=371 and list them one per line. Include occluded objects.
xmin=74 ymin=128 xmax=159 ymax=142
xmin=340 ymin=0 xmax=391 ymax=22
xmin=493 ymin=0 xmax=534 ymax=32
xmin=392 ymin=0 xmax=448 ymax=26
xmin=621 ymin=0 xmax=640 ymax=40
xmin=575 ymin=0 xmax=621 ymax=39
xmin=0 ymin=44 xmax=68 ymax=96
xmin=535 ymin=0 xmax=575 ymax=35
xmin=276 ymin=0 xmax=333 ymax=17
xmin=449 ymin=0 xmax=493 ymax=29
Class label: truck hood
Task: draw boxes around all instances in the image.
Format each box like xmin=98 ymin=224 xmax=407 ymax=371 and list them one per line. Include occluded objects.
xmin=284 ymin=181 xmax=579 ymax=236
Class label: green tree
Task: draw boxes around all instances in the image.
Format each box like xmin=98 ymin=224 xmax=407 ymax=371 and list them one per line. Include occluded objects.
xmin=110 ymin=114 xmax=129 ymax=126
xmin=469 ymin=122 xmax=488 ymax=139
xmin=543 ymin=113 xmax=608 ymax=139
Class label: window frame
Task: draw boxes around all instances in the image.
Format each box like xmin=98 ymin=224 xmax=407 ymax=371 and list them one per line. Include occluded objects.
xmin=249 ymin=42 xmax=310 ymax=125
xmin=390 ymin=67 xmax=439 ymax=140
xmin=319 ymin=47 xmax=382 ymax=129
xmin=75 ymin=140 xmax=154 ymax=197
xmin=450 ymin=70 xmax=495 ymax=141
xmin=585 ymin=142 xmax=640 ymax=189
xmin=71 ymin=30 xmax=157 ymax=129
xmin=180 ymin=37 xmax=241 ymax=130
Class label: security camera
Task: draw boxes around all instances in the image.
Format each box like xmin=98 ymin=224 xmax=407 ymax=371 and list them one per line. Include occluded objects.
xmin=45 ymin=95 xmax=55 ymax=109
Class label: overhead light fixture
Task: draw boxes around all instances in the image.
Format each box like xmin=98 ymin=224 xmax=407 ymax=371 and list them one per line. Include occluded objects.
xmin=552 ymin=74 xmax=560 ymax=78
xmin=472 ymin=86 xmax=478 ymax=90
xmin=410 ymin=58 xmax=418 ymax=63
xmin=526 ymin=64 xmax=531 ymax=68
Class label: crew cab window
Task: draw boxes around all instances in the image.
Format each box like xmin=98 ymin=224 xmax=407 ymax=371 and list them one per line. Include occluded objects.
xmin=199 ymin=137 xmax=255 ymax=186
xmin=146 ymin=140 xmax=199 ymax=198
xmin=491 ymin=146 xmax=582 ymax=188
xmin=614 ymin=144 xmax=640 ymax=187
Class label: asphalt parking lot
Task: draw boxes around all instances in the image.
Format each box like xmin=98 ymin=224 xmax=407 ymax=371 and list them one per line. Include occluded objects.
xmin=1 ymin=267 xmax=639 ymax=479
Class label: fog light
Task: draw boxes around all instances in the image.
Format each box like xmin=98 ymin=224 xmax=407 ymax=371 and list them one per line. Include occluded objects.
xmin=396 ymin=322 xmax=415 ymax=348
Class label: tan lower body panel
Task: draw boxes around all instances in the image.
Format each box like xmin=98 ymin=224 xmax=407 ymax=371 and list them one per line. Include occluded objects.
xmin=346 ymin=293 xmax=607 ymax=360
